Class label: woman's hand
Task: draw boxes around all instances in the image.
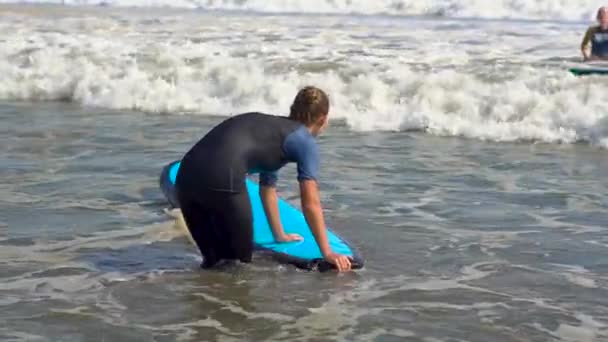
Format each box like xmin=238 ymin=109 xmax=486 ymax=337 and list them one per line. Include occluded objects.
xmin=323 ymin=252 xmax=352 ymax=272
xmin=276 ymin=233 xmax=304 ymax=242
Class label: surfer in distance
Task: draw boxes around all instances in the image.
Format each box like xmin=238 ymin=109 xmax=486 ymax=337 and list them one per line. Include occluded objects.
xmin=174 ymin=86 xmax=353 ymax=272
xmin=581 ymin=6 xmax=608 ymax=61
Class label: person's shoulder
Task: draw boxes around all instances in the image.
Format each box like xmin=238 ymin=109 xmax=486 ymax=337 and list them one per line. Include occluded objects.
xmin=286 ymin=126 xmax=317 ymax=148
xmin=586 ymin=25 xmax=600 ymax=33
xmin=283 ymin=126 xmax=318 ymax=164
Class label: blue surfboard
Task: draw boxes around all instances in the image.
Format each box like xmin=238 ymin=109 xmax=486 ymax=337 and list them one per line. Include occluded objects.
xmin=159 ymin=160 xmax=364 ymax=271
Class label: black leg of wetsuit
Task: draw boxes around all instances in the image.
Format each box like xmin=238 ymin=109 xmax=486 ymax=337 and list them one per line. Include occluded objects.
xmin=178 ymin=194 xmax=220 ymax=268
xmin=218 ymin=191 xmax=253 ymax=263
xmin=177 ymin=189 xmax=254 ymax=268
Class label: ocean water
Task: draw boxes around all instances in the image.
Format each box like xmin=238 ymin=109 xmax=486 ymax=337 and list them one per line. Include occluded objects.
xmin=1 ymin=2 xmax=608 ymax=341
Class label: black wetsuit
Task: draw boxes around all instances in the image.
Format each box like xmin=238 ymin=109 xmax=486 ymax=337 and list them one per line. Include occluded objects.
xmin=583 ymin=26 xmax=608 ymax=57
xmin=175 ymin=112 xmax=320 ymax=268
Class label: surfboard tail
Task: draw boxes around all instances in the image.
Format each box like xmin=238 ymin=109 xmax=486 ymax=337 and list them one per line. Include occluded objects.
xmin=159 ymin=160 xmax=181 ymax=208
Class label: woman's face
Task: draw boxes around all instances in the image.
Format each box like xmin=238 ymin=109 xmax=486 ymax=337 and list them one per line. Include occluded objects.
xmin=599 ymin=8 xmax=608 ymax=29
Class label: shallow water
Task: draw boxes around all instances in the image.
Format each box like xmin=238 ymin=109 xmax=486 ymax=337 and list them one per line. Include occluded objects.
xmin=2 ymin=3 xmax=608 ymax=342
xmin=2 ymin=101 xmax=608 ymax=341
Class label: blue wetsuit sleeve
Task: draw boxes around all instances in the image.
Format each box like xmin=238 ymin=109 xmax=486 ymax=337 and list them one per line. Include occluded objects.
xmin=259 ymin=171 xmax=278 ymax=187
xmin=283 ymin=128 xmax=320 ymax=182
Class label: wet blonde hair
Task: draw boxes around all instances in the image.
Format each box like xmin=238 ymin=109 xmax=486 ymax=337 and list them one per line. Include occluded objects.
xmin=289 ymin=86 xmax=329 ymax=126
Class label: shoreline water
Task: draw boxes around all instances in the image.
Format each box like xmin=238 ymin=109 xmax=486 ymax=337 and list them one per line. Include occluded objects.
xmin=1 ymin=1 xmax=608 ymax=340
xmin=3 ymin=100 xmax=608 ymax=340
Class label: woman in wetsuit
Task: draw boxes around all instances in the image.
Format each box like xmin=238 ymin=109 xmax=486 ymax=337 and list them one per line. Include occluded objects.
xmin=175 ymin=86 xmax=352 ymax=272
xmin=581 ymin=7 xmax=608 ymax=61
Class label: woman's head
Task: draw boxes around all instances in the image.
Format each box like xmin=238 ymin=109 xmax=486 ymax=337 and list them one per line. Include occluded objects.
xmin=289 ymin=86 xmax=329 ymax=135
xmin=597 ymin=6 xmax=608 ymax=29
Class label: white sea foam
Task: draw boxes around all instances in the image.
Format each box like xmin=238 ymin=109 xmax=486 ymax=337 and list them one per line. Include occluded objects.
xmin=1 ymin=0 xmax=606 ymax=21
xmin=1 ymin=5 xmax=607 ymax=147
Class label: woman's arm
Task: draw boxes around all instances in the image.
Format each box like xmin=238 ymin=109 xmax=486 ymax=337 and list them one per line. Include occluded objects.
xmin=581 ymin=27 xmax=594 ymax=60
xmin=300 ymin=180 xmax=352 ymax=272
xmin=260 ymin=185 xmax=302 ymax=242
